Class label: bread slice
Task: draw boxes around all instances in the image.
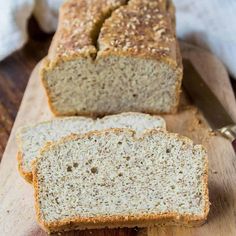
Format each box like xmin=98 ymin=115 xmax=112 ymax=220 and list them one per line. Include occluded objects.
xmin=33 ymin=129 xmax=209 ymax=233
xmin=41 ymin=0 xmax=182 ymax=116
xmin=16 ymin=112 xmax=165 ymax=183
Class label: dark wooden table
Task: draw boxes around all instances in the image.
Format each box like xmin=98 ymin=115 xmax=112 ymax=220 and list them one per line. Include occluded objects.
xmin=0 ymin=18 xmax=53 ymax=159
xmin=0 ymin=18 xmax=236 ymax=161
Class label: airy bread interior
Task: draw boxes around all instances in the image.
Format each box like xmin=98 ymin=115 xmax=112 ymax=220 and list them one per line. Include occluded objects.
xmin=44 ymin=56 xmax=180 ymax=115
xmin=33 ymin=129 xmax=209 ymax=232
xmin=16 ymin=113 xmax=165 ymax=177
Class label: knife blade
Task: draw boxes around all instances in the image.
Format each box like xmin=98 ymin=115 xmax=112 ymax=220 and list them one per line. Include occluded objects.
xmin=182 ymin=59 xmax=236 ymax=151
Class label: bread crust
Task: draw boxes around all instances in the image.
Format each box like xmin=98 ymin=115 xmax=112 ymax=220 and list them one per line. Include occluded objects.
xmin=16 ymin=128 xmax=33 ymax=183
xmin=41 ymin=0 xmax=183 ymax=116
xmin=17 ymin=152 xmax=33 ymax=183
xmin=32 ymin=128 xmax=209 ymax=233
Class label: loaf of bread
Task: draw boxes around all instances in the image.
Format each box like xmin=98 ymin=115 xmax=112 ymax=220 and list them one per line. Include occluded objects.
xmin=33 ymin=129 xmax=209 ymax=233
xmin=41 ymin=0 xmax=182 ymax=116
xmin=16 ymin=112 xmax=165 ymax=183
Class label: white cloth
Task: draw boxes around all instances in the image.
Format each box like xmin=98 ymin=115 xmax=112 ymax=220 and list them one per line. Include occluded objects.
xmin=0 ymin=0 xmax=33 ymax=60
xmin=1 ymin=0 xmax=236 ymax=78
xmin=0 ymin=0 xmax=63 ymax=60
xmin=174 ymin=0 xmax=236 ymax=78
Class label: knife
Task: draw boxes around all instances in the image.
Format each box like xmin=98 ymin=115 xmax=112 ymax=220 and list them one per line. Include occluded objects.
xmin=182 ymin=59 xmax=236 ymax=152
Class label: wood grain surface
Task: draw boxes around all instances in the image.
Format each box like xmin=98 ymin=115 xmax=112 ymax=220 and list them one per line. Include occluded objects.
xmin=0 ymin=43 xmax=236 ymax=236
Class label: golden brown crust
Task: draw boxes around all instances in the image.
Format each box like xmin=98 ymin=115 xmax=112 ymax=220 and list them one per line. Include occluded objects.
xmin=172 ymin=40 xmax=183 ymax=113
xmin=17 ymin=152 xmax=33 ymax=184
xmin=35 ymin=213 xmax=207 ymax=234
xmin=43 ymin=0 xmax=181 ymax=68
xmin=32 ymin=128 xmax=209 ymax=233
xmin=48 ymin=0 xmax=127 ymax=62
xmin=98 ymin=0 xmax=178 ymax=63
xmin=16 ymin=128 xmax=33 ymax=183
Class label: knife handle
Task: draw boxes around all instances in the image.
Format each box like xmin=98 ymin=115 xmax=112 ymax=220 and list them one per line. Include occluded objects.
xmin=219 ymin=125 xmax=236 ymax=153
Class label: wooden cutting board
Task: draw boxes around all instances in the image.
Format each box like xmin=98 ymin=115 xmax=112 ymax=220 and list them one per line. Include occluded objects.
xmin=0 ymin=43 xmax=236 ymax=236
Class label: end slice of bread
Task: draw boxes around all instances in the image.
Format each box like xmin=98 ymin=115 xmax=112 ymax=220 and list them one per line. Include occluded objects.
xmin=33 ymin=129 xmax=209 ymax=233
xmin=16 ymin=112 xmax=165 ymax=183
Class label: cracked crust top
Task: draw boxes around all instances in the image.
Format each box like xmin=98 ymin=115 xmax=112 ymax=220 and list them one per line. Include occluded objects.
xmin=98 ymin=0 xmax=179 ymax=65
xmin=46 ymin=0 xmax=180 ymax=68
xmin=49 ymin=0 xmax=127 ymax=61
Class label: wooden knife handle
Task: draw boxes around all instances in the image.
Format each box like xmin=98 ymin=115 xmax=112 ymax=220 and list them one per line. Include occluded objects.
xmin=219 ymin=125 xmax=236 ymax=153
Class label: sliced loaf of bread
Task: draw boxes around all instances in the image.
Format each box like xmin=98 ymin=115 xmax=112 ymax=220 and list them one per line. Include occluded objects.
xmin=41 ymin=0 xmax=182 ymax=116
xmin=33 ymin=129 xmax=209 ymax=233
xmin=16 ymin=112 xmax=165 ymax=182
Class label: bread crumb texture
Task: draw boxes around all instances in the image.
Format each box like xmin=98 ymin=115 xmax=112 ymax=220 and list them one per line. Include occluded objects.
xmin=33 ymin=129 xmax=209 ymax=232
xmin=16 ymin=113 xmax=165 ymax=175
xmin=42 ymin=0 xmax=182 ymax=116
